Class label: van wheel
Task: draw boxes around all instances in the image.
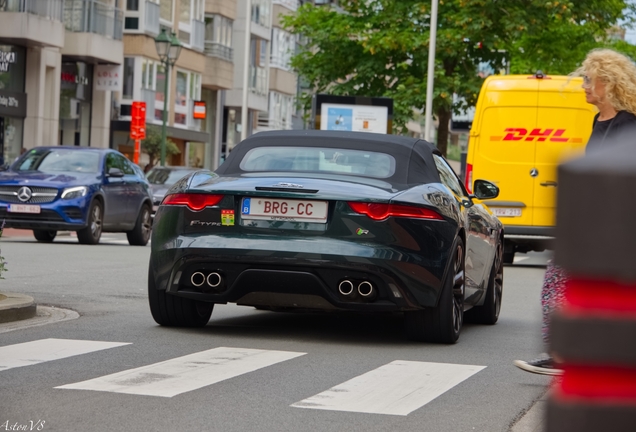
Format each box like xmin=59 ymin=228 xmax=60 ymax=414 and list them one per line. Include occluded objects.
xmin=503 ymin=241 xmax=515 ymax=264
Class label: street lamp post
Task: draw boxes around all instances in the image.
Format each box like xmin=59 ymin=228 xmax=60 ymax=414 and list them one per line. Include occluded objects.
xmin=154 ymin=29 xmax=182 ymax=167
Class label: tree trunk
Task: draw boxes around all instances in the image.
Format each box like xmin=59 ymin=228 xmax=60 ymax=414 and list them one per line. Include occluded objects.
xmin=436 ymin=107 xmax=452 ymax=157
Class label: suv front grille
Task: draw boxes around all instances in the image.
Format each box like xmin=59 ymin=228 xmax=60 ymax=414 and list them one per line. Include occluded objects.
xmin=0 ymin=186 xmax=58 ymax=204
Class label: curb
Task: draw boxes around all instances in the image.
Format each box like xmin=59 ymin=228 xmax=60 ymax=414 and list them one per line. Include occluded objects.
xmin=0 ymin=292 xmax=37 ymax=323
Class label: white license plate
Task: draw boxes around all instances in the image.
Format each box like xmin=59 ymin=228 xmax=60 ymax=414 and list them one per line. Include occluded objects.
xmin=241 ymin=197 xmax=328 ymax=223
xmin=491 ymin=207 xmax=522 ymax=217
xmin=8 ymin=204 xmax=41 ymax=214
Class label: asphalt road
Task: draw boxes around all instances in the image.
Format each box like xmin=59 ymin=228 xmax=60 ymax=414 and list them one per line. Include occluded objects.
xmin=0 ymin=233 xmax=551 ymax=432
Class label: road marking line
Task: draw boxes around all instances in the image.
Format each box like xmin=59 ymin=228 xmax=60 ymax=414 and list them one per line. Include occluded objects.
xmin=0 ymin=339 xmax=131 ymax=372
xmin=292 ymin=360 xmax=486 ymax=416
xmin=56 ymin=346 xmax=306 ymax=397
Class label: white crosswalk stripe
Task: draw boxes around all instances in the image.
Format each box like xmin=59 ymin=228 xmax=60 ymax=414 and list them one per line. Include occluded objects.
xmin=1 ymin=339 xmax=486 ymax=412
xmin=0 ymin=338 xmax=130 ymax=372
xmin=292 ymin=360 xmax=486 ymax=416
xmin=56 ymin=346 xmax=306 ymax=398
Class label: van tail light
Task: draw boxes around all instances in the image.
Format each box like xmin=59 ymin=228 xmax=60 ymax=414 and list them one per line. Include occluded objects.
xmin=465 ymin=163 xmax=473 ymax=194
xmin=348 ymin=202 xmax=443 ymax=221
xmin=162 ymin=193 xmax=224 ymax=211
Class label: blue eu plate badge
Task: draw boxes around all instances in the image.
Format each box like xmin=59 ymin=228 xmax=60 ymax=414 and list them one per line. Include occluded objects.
xmin=242 ymin=198 xmax=251 ymax=215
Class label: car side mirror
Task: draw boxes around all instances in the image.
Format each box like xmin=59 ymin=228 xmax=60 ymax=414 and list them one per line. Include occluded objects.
xmin=472 ymin=179 xmax=499 ymax=200
xmin=107 ymin=167 xmax=124 ymax=178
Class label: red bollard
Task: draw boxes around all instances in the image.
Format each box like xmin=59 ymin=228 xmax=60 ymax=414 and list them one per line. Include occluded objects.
xmin=548 ymin=144 xmax=636 ymax=432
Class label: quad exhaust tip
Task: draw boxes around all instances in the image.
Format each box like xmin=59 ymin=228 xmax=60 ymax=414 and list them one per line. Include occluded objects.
xmin=191 ymin=272 xmax=206 ymax=287
xmin=358 ymin=281 xmax=374 ymax=297
xmin=207 ymin=272 xmax=222 ymax=288
xmin=338 ymin=280 xmax=355 ymax=296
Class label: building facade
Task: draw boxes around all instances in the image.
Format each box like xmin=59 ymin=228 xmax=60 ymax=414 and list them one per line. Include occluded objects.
xmin=0 ymin=0 xmax=123 ymax=164
xmin=0 ymin=0 xmax=304 ymax=170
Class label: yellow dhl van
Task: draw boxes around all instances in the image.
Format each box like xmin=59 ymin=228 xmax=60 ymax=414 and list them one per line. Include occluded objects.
xmin=465 ymin=73 xmax=596 ymax=263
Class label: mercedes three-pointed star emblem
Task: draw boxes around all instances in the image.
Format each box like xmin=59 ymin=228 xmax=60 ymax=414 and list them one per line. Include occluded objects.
xmin=17 ymin=186 xmax=32 ymax=202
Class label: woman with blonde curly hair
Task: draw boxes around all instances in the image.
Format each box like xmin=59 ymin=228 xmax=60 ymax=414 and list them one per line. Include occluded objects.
xmin=577 ymin=48 xmax=636 ymax=153
xmin=514 ymin=48 xmax=636 ymax=376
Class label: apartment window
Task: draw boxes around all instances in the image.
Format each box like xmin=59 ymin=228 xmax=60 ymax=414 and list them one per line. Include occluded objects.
xmin=204 ymin=15 xmax=232 ymax=47
xmin=160 ymin=0 xmax=173 ymax=23
xmin=122 ymin=57 xmax=135 ymax=99
xmin=251 ymin=39 xmax=268 ymax=67
xmin=251 ymin=0 xmax=270 ymax=27
xmin=269 ymin=92 xmax=293 ymax=129
xmin=271 ymin=28 xmax=294 ymax=70
xmin=155 ymin=64 xmax=168 ymax=121
xmin=174 ymin=70 xmax=201 ymax=127
xmin=126 ymin=0 xmax=139 ymax=10
xmin=179 ymin=0 xmax=190 ymax=23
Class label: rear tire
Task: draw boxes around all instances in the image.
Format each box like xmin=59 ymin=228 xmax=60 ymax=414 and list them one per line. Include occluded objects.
xmin=127 ymin=204 xmax=151 ymax=246
xmin=33 ymin=230 xmax=56 ymax=243
xmin=465 ymin=241 xmax=504 ymax=324
xmin=405 ymin=237 xmax=465 ymax=344
xmin=77 ymin=200 xmax=102 ymax=245
xmin=148 ymin=264 xmax=213 ymax=327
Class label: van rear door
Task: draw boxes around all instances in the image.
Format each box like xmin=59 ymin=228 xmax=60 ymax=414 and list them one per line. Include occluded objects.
xmin=472 ymin=78 xmax=539 ymax=227
xmin=533 ymin=78 xmax=594 ymax=226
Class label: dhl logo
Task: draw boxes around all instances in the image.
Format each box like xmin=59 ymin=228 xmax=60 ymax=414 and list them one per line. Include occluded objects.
xmin=491 ymin=128 xmax=583 ymax=144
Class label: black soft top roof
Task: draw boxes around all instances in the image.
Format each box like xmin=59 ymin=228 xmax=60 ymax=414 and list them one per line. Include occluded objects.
xmin=215 ymin=130 xmax=442 ymax=186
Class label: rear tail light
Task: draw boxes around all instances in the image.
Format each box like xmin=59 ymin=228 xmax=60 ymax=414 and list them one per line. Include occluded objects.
xmin=465 ymin=163 xmax=473 ymax=194
xmin=348 ymin=202 xmax=443 ymax=221
xmin=162 ymin=193 xmax=224 ymax=211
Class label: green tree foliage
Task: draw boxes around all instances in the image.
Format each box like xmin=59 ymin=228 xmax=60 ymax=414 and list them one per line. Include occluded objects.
xmin=282 ymin=0 xmax=634 ymax=155
xmin=141 ymin=126 xmax=181 ymax=170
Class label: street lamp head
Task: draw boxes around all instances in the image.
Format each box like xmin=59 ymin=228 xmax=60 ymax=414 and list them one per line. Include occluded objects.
xmin=154 ymin=29 xmax=171 ymax=62
xmin=168 ymin=32 xmax=183 ymax=64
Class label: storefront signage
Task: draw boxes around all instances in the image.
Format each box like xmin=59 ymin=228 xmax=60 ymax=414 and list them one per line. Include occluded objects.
xmin=61 ymin=72 xmax=89 ymax=86
xmin=94 ymin=64 xmax=122 ymax=92
xmin=0 ymin=90 xmax=26 ymax=118
xmin=193 ymin=101 xmax=206 ymax=119
xmin=0 ymin=51 xmax=16 ymax=72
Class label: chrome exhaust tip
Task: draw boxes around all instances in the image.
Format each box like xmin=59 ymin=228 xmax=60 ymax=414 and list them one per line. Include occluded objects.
xmin=338 ymin=280 xmax=355 ymax=296
xmin=358 ymin=281 xmax=374 ymax=297
xmin=207 ymin=272 xmax=222 ymax=288
xmin=191 ymin=271 xmax=206 ymax=287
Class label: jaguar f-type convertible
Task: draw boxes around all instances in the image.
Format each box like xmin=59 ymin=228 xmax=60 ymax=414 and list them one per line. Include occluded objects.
xmin=148 ymin=130 xmax=504 ymax=343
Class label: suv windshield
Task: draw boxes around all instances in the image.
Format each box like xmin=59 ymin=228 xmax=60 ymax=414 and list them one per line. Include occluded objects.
xmin=146 ymin=168 xmax=197 ymax=185
xmin=16 ymin=149 xmax=101 ymax=174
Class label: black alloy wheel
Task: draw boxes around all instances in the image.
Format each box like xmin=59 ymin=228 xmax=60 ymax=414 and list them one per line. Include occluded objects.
xmin=465 ymin=241 xmax=504 ymax=324
xmin=77 ymin=200 xmax=103 ymax=245
xmin=405 ymin=237 xmax=465 ymax=344
xmin=33 ymin=230 xmax=57 ymax=243
xmin=127 ymin=205 xmax=152 ymax=246
xmin=147 ymin=264 xmax=213 ymax=327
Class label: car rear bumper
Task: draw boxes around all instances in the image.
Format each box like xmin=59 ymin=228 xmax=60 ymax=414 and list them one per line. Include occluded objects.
xmin=149 ymin=235 xmax=452 ymax=311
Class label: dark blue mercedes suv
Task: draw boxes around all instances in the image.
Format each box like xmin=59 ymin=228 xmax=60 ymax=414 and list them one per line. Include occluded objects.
xmin=0 ymin=147 xmax=153 ymax=245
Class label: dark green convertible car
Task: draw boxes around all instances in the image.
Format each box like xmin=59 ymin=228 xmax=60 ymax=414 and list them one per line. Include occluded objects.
xmin=148 ymin=130 xmax=504 ymax=343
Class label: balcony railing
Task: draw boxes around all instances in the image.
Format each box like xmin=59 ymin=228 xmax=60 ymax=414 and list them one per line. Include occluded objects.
xmin=0 ymin=0 xmax=64 ymax=21
xmin=64 ymin=0 xmax=124 ymax=40
xmin=144 ymin=0 xmax=159 ymax=36
xmin=191 ymin=19 xmax=204 ymax=52
xmin=204 ymin=42 xmax=233 ymax=62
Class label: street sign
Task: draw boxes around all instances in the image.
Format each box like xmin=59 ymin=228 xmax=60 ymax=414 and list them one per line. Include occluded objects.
xmin=130 ymin=101 xmax=146 ymax=164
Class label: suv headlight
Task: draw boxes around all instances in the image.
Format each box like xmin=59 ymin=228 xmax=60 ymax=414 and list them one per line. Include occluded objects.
xmin=61 ymin=186 xmax=88 ymax=200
